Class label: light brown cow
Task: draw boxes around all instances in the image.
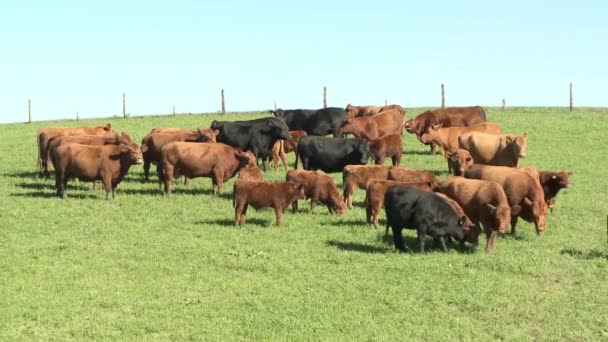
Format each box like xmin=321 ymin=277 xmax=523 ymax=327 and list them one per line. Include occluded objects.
xmin=387 ymin=167 xmax=439 ymax=188
xmin=435 ymin=176 xmax=511 ymax=252
xmin=447 ymin=149 xmax=474 ymax=175
xmin=342 ymin=165 xmax=392 ymax=209
xmin=369 ymin=134 xmax=403 ymax=166
xmin=51 ymin=132 xmax=144 ymax=200
xmin=233 ymin=180 xmax=306 ymax=227
xmin=286 ymin=170 xmax=345 ymax=215
xmin=339 ymin=109 xmax=405 ymax=141
xmin=419 ymin=123 xmax=502 ymax=156
xmin=159 ymin=142 xmax=256 ymax=196
xmin=37 ymin=123 xmax=114 ymax=177
xmin=238 ymin=165 xmax=264 ymax=182
xmin=465 ymin=164 xmax=548 ymax=235
xmin=458 ymin=132 xmax=528 ymax=167
xmin=271 ymin=130 xmax=308 ymax=171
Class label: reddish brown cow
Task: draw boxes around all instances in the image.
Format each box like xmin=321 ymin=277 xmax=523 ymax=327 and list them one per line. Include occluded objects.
xmin=286 ymin=170 xmax=345 ymax=215
xmin=447 ymin=149 xmax=474 ymax=175
xmin=538 ymin=170 xmax=572 ymax=212
xmin=339 ymin=109 xmax=405 ymax=141
xmin=387 ymin=167 xmax=439 ymax=188
xmin=369 ymin=133 xmax=403 ymax=166
xmin=45 ymin=133 xmax=121 ymax=177
xmin=419 ymin=122 xmax=502 ymax=156
xmin=51 ymin=133 xmax=144 ymax=200
xmin=238 ymin=165 xmax=264 ymax=182
xmin=271 ymin=130 xmax=307 ymax=171
xmin=345 ymin=104 xmax=383 ymax=118
xmin=37 ymin=123 xmax=114 ymax=177
xmin=464 ymin=164 xmax=548 ymax=235
xmin=364 ymin=180 xmax=433 ymax=230
xmin=342 ymin=165 xmax=392 ymax=208
xmin=435 ymin=176 xmax=511 ymax=252
xmin=233 ymin=180 xmax=306 ymax=227
xmin=159 ymin=142 xmax=255 ymax=196
xmin=458 ymin=132 xmax=528 ymax=167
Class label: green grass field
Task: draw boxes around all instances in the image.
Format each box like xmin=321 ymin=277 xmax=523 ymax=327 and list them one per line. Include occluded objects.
xmin=1 ymin=107 xmax=607 ymax=340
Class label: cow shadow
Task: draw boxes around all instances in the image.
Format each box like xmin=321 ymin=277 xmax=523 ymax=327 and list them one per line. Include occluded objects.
xmin=15 ymin=182 xmax=55 ymax=190
xmin=320 ymin=218 xmax=369 ymax=227
xmin=326 ymin=240 xmax=391 ymax=254
xmin=560 ymin=248 xmax=608 ymax=260
xmin=376 ymin=232 xmax=477 ymax=254
xmin=403 ymin=150 xmax=432 ymax=156
xmin=10 ymin=191 xmax=99 ymax=199
xmin=195 ymin=218 xmax=270 ymax=227
xmin=4 ymin=171 xmax=40 ymax=179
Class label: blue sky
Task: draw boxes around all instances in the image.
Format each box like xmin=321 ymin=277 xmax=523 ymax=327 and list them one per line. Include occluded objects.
xmin=1 ymin=0 xmax=605 ymax=123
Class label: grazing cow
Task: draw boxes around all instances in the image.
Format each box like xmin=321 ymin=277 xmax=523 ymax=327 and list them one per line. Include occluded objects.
xmin=37 ymin=123 xmax=114 ymax=177
xmin=233 ymin=180 xmax=306 ymax=227
xmin=238 ymin=165 xmax=264 ymax=182
xmin=405 ymin=106 xmax=486 ymax=154
xmin=159 ymin=142 xmax=256 ymax=196
xmin=538 ymin=170 xmax=572 ymax=212
xmin=435 ymin=176 xmax=511 ymax=252
xmin=447 ymin=149 xmax=474 ymax=176
xmin=211 ymin=117 xmax=292 ymax=170
xmin=464 ymin=164 xmax=548 ymax=235
xmin=338 ymin=109 xmax=405 ymax=141
xmin=342 ymin=165 xmax=391 ymax=209
xmin=271 ymin=130 xmax=308 ymax=171
xmin=286 ymin=170 xmax=345 ymax=215
xmin=141 ymin=129 xmax=212 ymax=182
xmin=52 ymin=133 xmax=144 ymax=200
xmin=364 ymin=179 xmax=433 ymax=230
xmin=369 ymin=133 xmax=403 ymax=166
xmin=387 ymin=167 xmax=439 ymax=188
xmin=384 ymin=186 xmax=472 ymax=253
xmin=458 ymin=132 xmax=528 ymax=167
xmin=272 ymin=107 xmax=347 ymax=136
xmin=296 ymin=136 xmax=369 ymax=174
xmin=419 ymin=123 xmax=502 ymax=156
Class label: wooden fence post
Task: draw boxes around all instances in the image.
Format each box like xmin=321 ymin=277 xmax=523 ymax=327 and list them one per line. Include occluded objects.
xmin=502 ymin=99 xmax=506 ymax=110
xmin=122 ymin=93 xmax=126 ymax=118
xmin=274 ymin=102 xmax=277 ymax=111
xmin=385 ymin=99 xmax=388 ymax=106
xmin=28 ymin=99 xmax=32 ymax=123
xmin=323 ymin=86 xmax=327 ymax=108
xmin=569 ymin=82 xmax=573 ymax=112
xmin=173 ymin=105 xmax=176 ymax=116
xmin=441 ymin=84 xmax=445 ymax=108
xmin=221 ymin=89 xmax=225 ymax=114
xmin=76 ymin=112 xmax=79 ymax=121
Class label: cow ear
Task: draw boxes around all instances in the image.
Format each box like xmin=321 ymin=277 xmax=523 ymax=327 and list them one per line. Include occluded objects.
xmin=567 ymin=171 xmax=572 ymax=176
xmin=551 ymin=175 xmax=557 ymax=179
xmin=485 ymin=203 xmax=497 ymax=212
xmin=458 ymin=216 xmax=467 ymax=226
xmin=523 ymin=132 xmax=528 ymax=138
xmin=213 ymin=129 xmax=219 ymax=136
xmin=505 ymin=136 xmax=513 ymax=143
xmin=524 ymin=197 xmax=533 ymax=207
xmin=105 ymin=123 xmax=112 ymax=131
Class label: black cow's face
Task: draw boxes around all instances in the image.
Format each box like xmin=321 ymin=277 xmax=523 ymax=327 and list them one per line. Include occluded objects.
xmin=358 ymin=141 xmax=370 ymax=164
xmin=210 ymin=120 xmax=223 ymax=130
xmin=272 ymin=109 xmax=284 ymax=117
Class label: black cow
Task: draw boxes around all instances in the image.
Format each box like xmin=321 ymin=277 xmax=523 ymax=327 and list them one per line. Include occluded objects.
xmin=273 ymin=107 xmax=347 ymax=137
xmin=384 ymin=185 xmax=468 ymax=253
xmin=211 ymin=117 xmax=291 ymax=170
xmin=295 ymin=136 xmax=369 ymax=173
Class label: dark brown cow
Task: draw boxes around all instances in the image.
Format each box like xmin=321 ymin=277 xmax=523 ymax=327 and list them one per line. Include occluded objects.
xmin=342 ymin=165 xmax=391 ymax=209
xmin=447 ymin=149 xmax=474 ymax=175
xmin=37 ymin=123 xmax=114 ymax=177
xmin=286 ymin=170 xmax=345 ymax=215
xmin=52 ymin=133 xmax=144 ymax=200
xmin=271 ymin=130 xmax=308 ymax=171
xmin=369 ymin=134 xmax=403 ymax=166
xmin=405 ymin=106 xmax=486 ymax=154
xmin=159 ymin=142 xmax=255 ymax=196
xmin=238 ymin=165 xmax=264 ymax=182
xmin=233 ymin=180 xmax=306 ymax=227
xmin=338 ymin=109 xmax=405 ymax=141
xmin=419 ymin=123 xmax=502 ymax=156
xmin=538 ymin=170 xmax=572 ymax=212
xmin=435 ymin=176 xmax=511 ymax=252
xmin=387 ymin=167 xmax=439 ymax=188
xmin=364 ymin=179 xmax=433 ymax=230
xmin=458 ymin=132 xmax=528 ymax=167
xmin=464 ymin=164 xmax=548 ymax=235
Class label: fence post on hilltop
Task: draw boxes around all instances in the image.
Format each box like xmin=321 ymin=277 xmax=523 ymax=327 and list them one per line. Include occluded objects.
xmin=173 ymin=105 xmax=176 ymax=116
xmin=274 ymin=102 xmax=277 ymax=111
xmin=221 ymin=89 xmax=225 ymax=114
xmin=502 ymin=99 xmax=506 ymax=110
xmin=441 ymin=84 xmax=445 ymax=108
xmin=569 ymin=82 xmax=573 ymax=112
xmin=323 ymin=86 xmax=327 ymax=108
xmin=385 ymin=98 xmax=388 ymax=106
xmin=123 ymin=93 xmax=126 ymax=118
xmin=76 ymin=112 xmax=79 ymax=121
xmin=28 ymin=99 xmax=32 ymax=123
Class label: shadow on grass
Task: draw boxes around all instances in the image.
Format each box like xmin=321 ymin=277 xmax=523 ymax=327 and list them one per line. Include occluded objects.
xmin=10 ymin=191 xmax=99 ymax=199
xmin=560 ymin=248 xmax=608 ymax=260
xmin=120 ymin=188 xmax=163 ymax=196
xmin=3 ymin=171 xmax=40 ymax=179
xmin=195 ymin=218 xmax=270 ymax=227
xmin=403 ymin=150 xmax=433 ymax=156
xmin=320 ymin=218 xmax=370 ymax=227
xmin=15 ymin=182 xmax=55 ymax=190
xmin=326 ymin=240 xmax=390 ymax=254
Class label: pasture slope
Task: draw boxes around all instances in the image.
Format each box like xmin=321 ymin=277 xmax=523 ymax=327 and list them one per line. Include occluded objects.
xmin=0 ymin=107 xmax=607 ymax=340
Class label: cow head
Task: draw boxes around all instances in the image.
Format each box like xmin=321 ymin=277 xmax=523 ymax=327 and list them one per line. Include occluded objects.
xmin=345 ymin=104 xmax=358 ymax=118
xmin=338 ymin=118 xmax=355 ymax=137
xmin=235 ymin=150 xmax=257 ymax=167
xmin=197 ymin=128 xmax=218 ymax=143
xmin=118 ymin=132 xmax=144 ymax=164
xmin=358 ymin=140 xmax=370 ymax=165
xmin=210 ymin=120 xmax=225 ymax=131
xmin=448 ymin=149 xmax=474 ymax=176
xmin=506 ymin=133 xmax=528 ymax=159
xmin=524 ymin=197 xmax=548 ymax=235
xmin=288 ymin=182 xmax=307 ymax=201
xmin=486 ymin=204 xmax=511 ymax=234
xmin=262 ymin=120 xmax=292 ymax=140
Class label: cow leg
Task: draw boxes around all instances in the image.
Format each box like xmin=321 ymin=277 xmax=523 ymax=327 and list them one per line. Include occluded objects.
xmin=437 ymin=236 xmax=448 ymax=253
xmin=343 ymin=184 xmax=354 ymax=209
xmin=279 ymin=147 xmax=289 ymax=171
xmin=262 ymin=158 xmax=268 ymax=172
xmin=485 ymin=227 xmax=497 ymax=253
xmin=214 ymin=170 xmax=225 ymax=195
xmin=143 ymin=160 xmax=151 ymax=182
xmin=310 ymin=198 xmax=316 ymax=214
xmin=365 ymin=202 xmax=372 ymax=226
xmin=274 ymin=207 xmax=283 ymax=227
xmin=510 ymin=216 xmax=519 ymax=235
xmin=183 ymin=176 xmax=189 ymax=187
xmin=418 ymin=231 xmax=427 ymax=253
xmin=292 ymin=199 xmax=298 ymax=213
xmin=430 ymin=143 xmax=436 ymax=155
xmin=373 ymin=206 xmax=381 ymax=231
xmin=235 ymin=201 xmax=245 ymax=226
xmin=391 ymin=155 xmax=397 ymax=166
xmin=56 ymin=171 xmax=65 ymax=198
xmin=163 ymin=165 xmax=174 ymax=196
xmin=392 ymin=227 xmax=406 ymax=252
xmin=447 ymin=159 xmax=453 ymax=175
xmin=111 ymin=185 xmax=117 ymax=199
xmin=240 ymin=204 xmax=248 ymax=225
xmin=102 ymin=175 xmax=112 ymax=200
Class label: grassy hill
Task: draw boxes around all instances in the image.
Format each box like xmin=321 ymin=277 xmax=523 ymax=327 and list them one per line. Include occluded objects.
xmin=0 ymin=107 xmax=607 ymax=340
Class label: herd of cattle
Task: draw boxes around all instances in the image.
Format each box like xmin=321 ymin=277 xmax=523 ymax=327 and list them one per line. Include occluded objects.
xmin=34 ymin=104 xmax=572 ymax=253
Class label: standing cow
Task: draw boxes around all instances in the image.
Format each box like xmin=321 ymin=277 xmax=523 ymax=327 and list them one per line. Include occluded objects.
xmin=296 ymin=136 xmax=370 ymax=173
xmin=458 ymin=132 xmax=528 ymax=167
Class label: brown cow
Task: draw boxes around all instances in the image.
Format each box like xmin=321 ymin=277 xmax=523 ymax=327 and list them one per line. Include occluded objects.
xmin=271 ymin=130 xmax=307 ymax=171
xmin=364 ymin=180 xmax=433 ymax=230
xmin=338 ymin=109 xmax=404 ymax=141
xmin=387 ymin=167 xmax=439 ymax=188
xmin=159 ymin=142 xmax=255 ymax=196
xmin=369 ymin=134 xmax=403 ymax=166
xmin=405 ymin=106 xmax=486 ymax=154
xmin=458 ymin=132 xmax=528 ymax=167
xmin=46 ymin=133 xmax=121 ymax=176
xmin=233 ymin=180 xmax=306 ymax=227
xmin=37 ymin=123 xmax=114 ymax=177
xmin=342 ymin=165 xmax=391 ymax=208
xmin=435 ymin=176 xmax=511 ymax=252
xmin=52 ymin=132 xmax=144 ymax=200
xmin=447 ymin=149 xmax=474 ymax=175
xmin=464 ymin=164 xmax=548 ymax=235
xmin=538 ymin=170 xmax=572 ymax=212
xmin=345 ymin=104 xmax=383 ymax=118
xmin=238 ymin=165 xmax=264 ymax=182
xmin=419 ymin=123 xmax=502 ymax=156
xmin=286 ymin=170 xmax=345 ymax=215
